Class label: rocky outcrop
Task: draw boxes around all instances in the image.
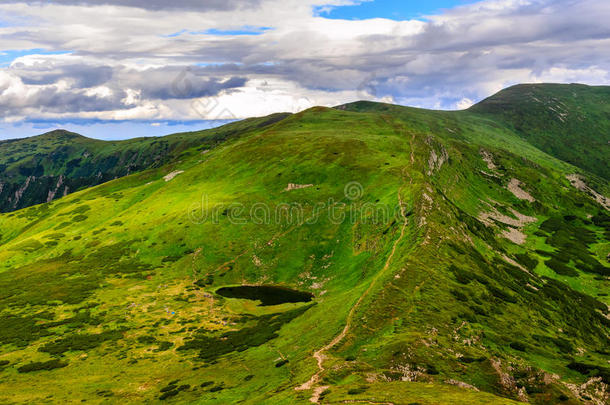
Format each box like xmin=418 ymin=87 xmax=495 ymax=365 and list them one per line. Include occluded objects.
xmin=47 ymin=175 xmax=64 ymax=203
xmin=12 ymin=176 xmax=34 ymax=209
xmin=567 ymin=174 xmax=610 ymax=210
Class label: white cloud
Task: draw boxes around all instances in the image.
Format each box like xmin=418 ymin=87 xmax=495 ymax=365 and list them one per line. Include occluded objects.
xmin=531 ymin=66 xmax=610 ymax=84
xmin=0 ymin=0 xmax=609 ymax=124
xmin=456 ymin=98 xmax=474 ymax=110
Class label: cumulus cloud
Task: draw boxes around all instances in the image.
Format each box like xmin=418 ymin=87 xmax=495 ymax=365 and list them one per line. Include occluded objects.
xmin=0 ymin=0 xmax=609 ymax=123
xmin=0 ymin=0 xmax=264 ymax=12
xmin=129 ymin=68 xmax=247 ymax=100
xmin=456 ymin=98 xmax=475 ymax=110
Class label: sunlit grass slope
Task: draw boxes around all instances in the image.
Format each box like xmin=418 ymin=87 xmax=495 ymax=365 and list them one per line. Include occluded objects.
xmin=0 ymin=114 xmax=289 ymax=212
xmin=0 ymin=86 xmax=608 ymax=404
xmin=469 ymin=83 xmax=610 ymax=180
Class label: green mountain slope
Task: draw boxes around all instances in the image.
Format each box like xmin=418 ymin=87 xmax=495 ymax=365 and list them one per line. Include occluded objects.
xmin=0 ymin=114 xmax=289 ymax=213
xmin=0 ymin=87 xmax=608 ymax=404
xmin=468 ymin=83 xmax=610 ymax=180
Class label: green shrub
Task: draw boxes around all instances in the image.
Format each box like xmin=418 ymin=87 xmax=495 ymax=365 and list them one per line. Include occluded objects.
xmin=137 ymin=335 xmax=157 ymax=344
xmin=540 ymin=217 xmax=563 ymax=232
xmin=156 ymin=341 xmax=174 ymax=351
xmin=487 ymin=285 xmax=517 ymax=303
xmin=546 ymin=258 xmax=578 ymax=277
xmin=178 ymin=305 xmax=312 ymax=361
xmin=0 ymin=314 xmax=54 ymax=346
xmin=195 ymin=276 xmax=214 ymax=287
xmin=39 ymin=329 xmax=124 ymax=355
xmin=347 ymin=386 xmax=369 ymax=395
xmin=514 ymin=253 xmax=538 ymax=271
xmin=426 ymin=364 xmax=439 ymax=375
xmin=275 ymin=359 xmax=289 ymax=367
xmin=160 ymin=383 xmax=177 ymax=393
xmin=459 ymin=356 xmax=486 ymax=363
xmin=159 ymin=390 xmax=179 ymax=400
xmin=567 ymin=361 xmax=610 ymax=384
xmin=450 ymin=289 xmax=469 ymax=302
xmin=510 ymin=341 xmax=527 ymax=352
xmin=17 ymin=359 xmax=68 ymax=373
xmin=535 ymin=249 xmax=553 ymax=257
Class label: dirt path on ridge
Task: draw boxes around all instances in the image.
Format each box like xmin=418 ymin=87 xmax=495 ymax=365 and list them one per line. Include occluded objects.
xmin=296 ymin=190 xmax=410 ymax=403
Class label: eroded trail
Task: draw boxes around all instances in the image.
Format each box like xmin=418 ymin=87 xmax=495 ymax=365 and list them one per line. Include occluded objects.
xmin=296 ymin=191 xmax=410 ymax=403
xmin=410 ymin=133 xmax=415 ymax=165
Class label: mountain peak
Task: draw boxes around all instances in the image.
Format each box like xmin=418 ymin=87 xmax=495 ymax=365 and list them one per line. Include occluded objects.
xmin=37 ymin=129 xmax=87 ymax=140
xmin=469 ymin=83 xmax=610 ymax=179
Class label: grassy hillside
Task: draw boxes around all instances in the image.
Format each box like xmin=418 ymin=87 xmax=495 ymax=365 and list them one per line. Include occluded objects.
xmin=0 ymin=87 xmax=608 ymax=404
xmin=469 ymin=83 xmax=610 ymax=180
xmin=0 ymin=114 xmax=289 ymax=212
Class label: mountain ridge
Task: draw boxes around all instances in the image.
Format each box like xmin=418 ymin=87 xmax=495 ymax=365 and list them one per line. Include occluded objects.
xmin=1 ymin=83 xmax=607 ymax=214
xmin=0 ymin=84 xmax=608 ymax=404
xmin=0 ymin=113 xmax=291 ymax=212
xmin=468 ymin=83 xmax=610 ymax=179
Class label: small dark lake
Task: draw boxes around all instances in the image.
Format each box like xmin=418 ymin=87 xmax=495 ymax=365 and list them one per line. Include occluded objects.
xmin=215 ymin=285 xmax=314 ymax=306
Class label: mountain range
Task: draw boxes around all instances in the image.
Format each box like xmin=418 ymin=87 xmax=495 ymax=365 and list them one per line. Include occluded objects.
xmin=0 ymin=83 xmax=608 ymax=404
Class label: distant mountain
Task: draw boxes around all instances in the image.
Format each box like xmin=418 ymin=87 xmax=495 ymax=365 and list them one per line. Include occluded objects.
xmin=339 ymin=83 xmax=610 ymax=181
xmin=469 ymin=83 xmax=610 ymax=180
xmin=0 ymin=85 xmax=608 ymax=404
xmin=0 ymin=114 xmax=290 ymax=212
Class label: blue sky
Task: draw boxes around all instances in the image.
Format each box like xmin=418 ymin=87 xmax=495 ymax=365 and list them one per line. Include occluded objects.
xmin=0 ymin=120 xmax=231 ymax=141
xmin=0 ymin=0 xmax=609 ymax=140
xmin=0 ymin=49 xmax=71 ymax=67
xmin=318 ymin=0 xmax=473 ymax=20
xmin=165 ymin=27 xmax=272 ymax=38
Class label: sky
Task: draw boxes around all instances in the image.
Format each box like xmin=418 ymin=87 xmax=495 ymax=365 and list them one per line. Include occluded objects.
xmin=0 ymin=0 xmax=610 ymax=140
xmin=317 ymin=0 xmax=474 ymax=20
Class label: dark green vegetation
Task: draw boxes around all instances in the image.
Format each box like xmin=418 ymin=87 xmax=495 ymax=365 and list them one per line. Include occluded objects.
xmin=178 ymin=305 xmax=313 ymax=361
xmin=469 ymin=83 xmax=610 ymax=179
xmin=0 ymin=84 xmax=608 ymax=404
xmin=17 ymin=359 xmax=68 ymax=373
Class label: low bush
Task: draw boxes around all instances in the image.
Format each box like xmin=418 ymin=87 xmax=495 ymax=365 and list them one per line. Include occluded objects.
xmin=510 ymin=341 xmax=527 ymax=352
xmin=347 ymin=386 xmax=369 ymax=395
xmin=487 ymin=285 xmax=517 ymax=303
xmin=39 ymin=329 xmax=124 ymax=355
xmin=159 ymin=390 xmax=179 ymax=400
xmin=450 ymin=289 xmax=469 ymax=302
xmin=275 ymin=359 xmax=289 ymax=367
xmin=567 ymin=361 xmax=610 ymax=384
xmin=179 ymin=305 xmax=312 ymax=361
xmin=515 ymin=253 xmax=538 ymax=271
xmin=156 ymin=341 xmax=174 ymax=351
xmin=17 ymin=359 xmax=68 ymax=373
xmin=546 ymin=258 xmax=578 ymax=277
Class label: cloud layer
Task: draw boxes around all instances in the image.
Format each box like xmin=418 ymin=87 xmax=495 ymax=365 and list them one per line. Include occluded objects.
xmin=0 ymin=0 xmax=609 ymax=124
xmin=1 ymin=0 xmax=264 ymax=11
